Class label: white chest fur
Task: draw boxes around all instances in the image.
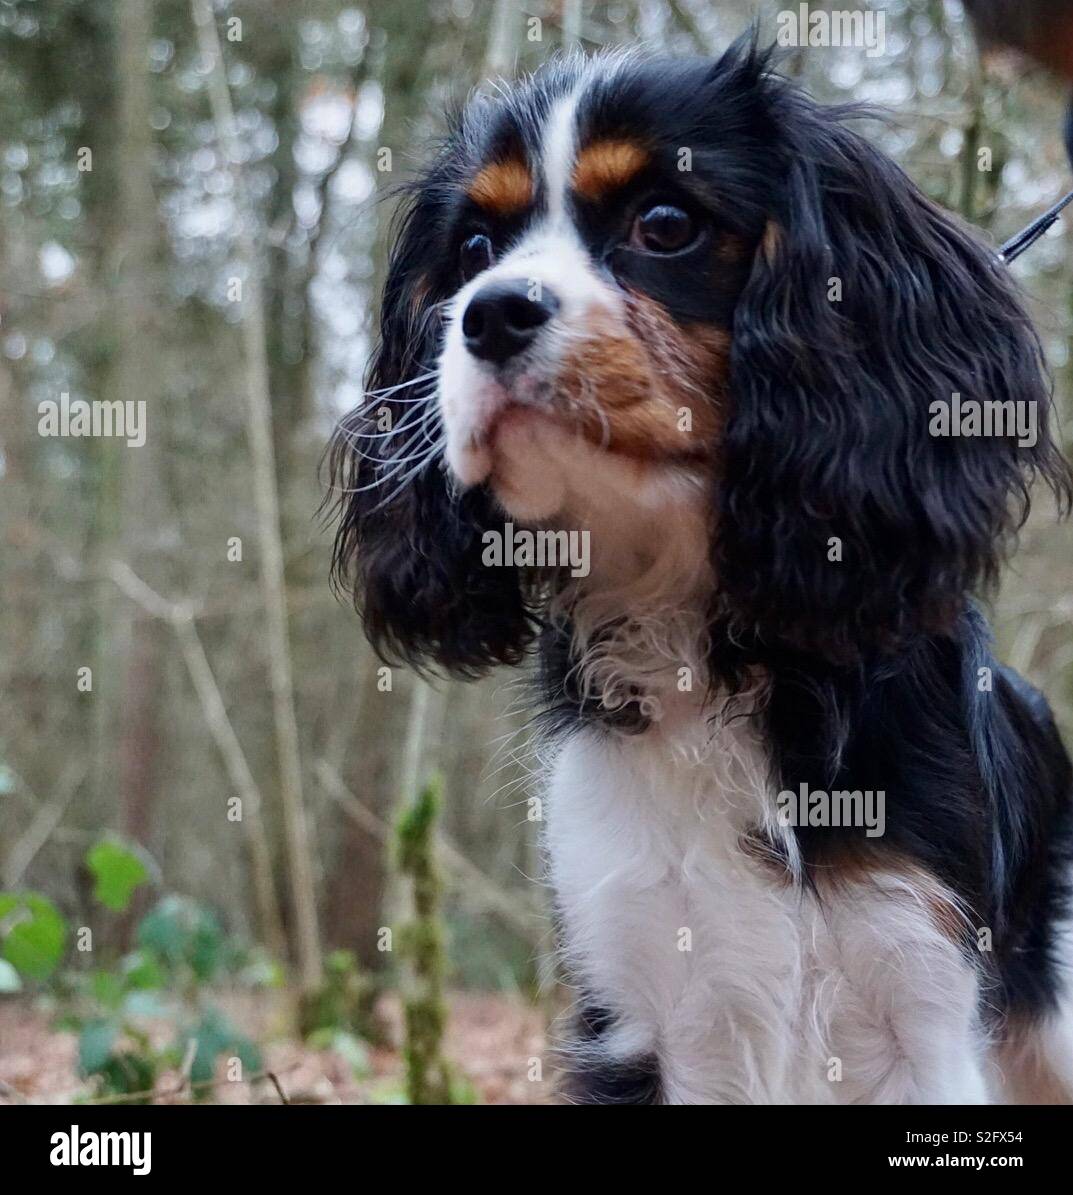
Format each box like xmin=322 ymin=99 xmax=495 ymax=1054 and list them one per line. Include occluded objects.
xmin=544 ymin=703 xmax=991 ymax=1104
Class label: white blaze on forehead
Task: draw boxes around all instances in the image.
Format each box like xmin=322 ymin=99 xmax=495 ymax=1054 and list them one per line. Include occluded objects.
xmin=540 ymin=87 xmax=583 ymax=225
xmin=437 ymin=73 xmax=626 ymax=503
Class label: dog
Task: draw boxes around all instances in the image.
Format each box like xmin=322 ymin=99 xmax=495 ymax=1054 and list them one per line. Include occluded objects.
xmin=327 ymin=37 xmax=1073 ymax=1104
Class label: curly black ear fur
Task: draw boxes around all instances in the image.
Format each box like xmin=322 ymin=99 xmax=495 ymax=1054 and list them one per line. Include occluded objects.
xmin=715 ymin=74 xmax=1072 ymax=669
xmin=325 ymin=174 xmax=538 ymax=676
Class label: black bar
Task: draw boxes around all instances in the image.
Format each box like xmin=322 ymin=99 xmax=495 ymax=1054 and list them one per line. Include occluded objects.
xmin=3 ymin=1104 xmax=1068 ymax=1178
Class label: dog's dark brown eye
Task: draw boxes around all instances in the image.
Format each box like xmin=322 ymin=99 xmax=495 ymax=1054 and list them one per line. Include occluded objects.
xmin=630 ymin=204 xmax=695 ymax=253
xmin=460 ymin=233 xmax=493 ymax=282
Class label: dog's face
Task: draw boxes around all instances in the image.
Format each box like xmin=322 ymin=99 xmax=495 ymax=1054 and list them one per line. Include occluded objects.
xmin=436 ymin=58 xmax=762 ymax=526
xmin=329 ymin=39 xmax=1070 ymax=679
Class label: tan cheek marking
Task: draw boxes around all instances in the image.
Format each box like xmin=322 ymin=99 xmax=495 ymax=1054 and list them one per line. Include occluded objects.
xmin=466 ymin=159 xmax=533 ymax=216
xmin=571 ymin=139 xmax=649 ymax=203
xmin=556 ymin=293 xmax=729 ymax=462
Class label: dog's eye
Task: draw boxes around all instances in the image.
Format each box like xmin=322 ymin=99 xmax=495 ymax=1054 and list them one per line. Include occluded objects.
xmin=460 ymin=233 xmax=493 ymax=282
xmin=629 ymin=204 xmax=696 ymax=253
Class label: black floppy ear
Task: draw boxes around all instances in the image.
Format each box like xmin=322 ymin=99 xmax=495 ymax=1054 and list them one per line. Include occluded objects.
xmin=717 ymin=98 xmax=1072 ymax=666
xmin=326 ymin=182 xmax=536 ymax=676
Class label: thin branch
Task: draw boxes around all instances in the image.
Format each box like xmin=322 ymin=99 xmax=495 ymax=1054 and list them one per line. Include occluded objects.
xmin=266 ymin=1071 xmax=291 ymax=1104
xmin=2 ymin=762 xmax=85 ymax=889
xmin=108 ymin=560 xmax=288 ymax=965
xmin=667 ymin=0 xmax=713 ymax=53
xmin=314 ymin=760 xmax=546 ymax=947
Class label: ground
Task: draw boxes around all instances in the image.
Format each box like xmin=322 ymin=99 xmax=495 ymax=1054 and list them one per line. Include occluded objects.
xmin=0 ymin=991 xmax=551 ymax=1106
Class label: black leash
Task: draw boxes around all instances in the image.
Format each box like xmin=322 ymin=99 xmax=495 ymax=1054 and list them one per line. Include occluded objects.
xmin=999 ymin=187 xmax=1073 ymax=263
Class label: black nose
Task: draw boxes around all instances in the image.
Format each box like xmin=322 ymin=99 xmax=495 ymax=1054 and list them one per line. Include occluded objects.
xmin=461 ymin=279 xmax=560 ymax=365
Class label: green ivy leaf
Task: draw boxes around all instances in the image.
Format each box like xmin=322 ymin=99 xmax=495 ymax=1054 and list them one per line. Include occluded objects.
xmin=86 ymin=839 xmax=149 ymax=913
xmin=0 ymin=892 xmax=67 ymax=981
xmin=135 ymin=898 xmax=186 ymax=964
xmin=137 ymin=896 xmax=223 ymax=982
xmin=185 ymin=1007 xmax=262 ymax=1087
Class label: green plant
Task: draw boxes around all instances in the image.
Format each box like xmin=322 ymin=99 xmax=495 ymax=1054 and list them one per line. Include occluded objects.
xmin=395 ymin=774 xmax=473 ymax=1105
xmin=299 ymin=948 xmax=382 ymax=1044
xmin=3 ymin=837 xmax=267 ymax=1101
xmin=73 ymin=890 xmax=264 ymax=1099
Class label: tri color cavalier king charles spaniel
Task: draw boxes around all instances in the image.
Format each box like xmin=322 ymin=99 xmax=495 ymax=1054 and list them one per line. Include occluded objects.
xmin=328 ymin=37 xmax=1073 ymax=1104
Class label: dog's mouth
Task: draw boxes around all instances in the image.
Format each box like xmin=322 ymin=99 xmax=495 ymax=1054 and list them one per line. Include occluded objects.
xmin=450 ymin=372 xmax=710 ymax=488
xmin=478 ymin=393 xmax=582 ymax=453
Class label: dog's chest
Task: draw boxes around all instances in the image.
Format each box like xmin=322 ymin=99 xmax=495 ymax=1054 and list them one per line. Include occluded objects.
xmin=544 ymin=707 xmax=980 ymax=1104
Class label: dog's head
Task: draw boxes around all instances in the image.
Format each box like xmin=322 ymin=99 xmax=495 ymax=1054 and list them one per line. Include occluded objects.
xmin=328 ymin=37 xmax=1071 ymax=681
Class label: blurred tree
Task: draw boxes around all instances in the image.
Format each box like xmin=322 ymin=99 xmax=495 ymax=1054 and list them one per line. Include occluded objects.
xmin=112 ymin=0 xmax=166 ymax=941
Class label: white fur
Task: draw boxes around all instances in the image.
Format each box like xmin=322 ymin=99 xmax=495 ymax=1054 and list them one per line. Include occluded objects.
xmin=545 ymin=700 xmax=995 ymax=1104
xmin=438 ymin=85 xmax=625 ymax=504
xmin=541 ymin=86 xmax=580 ymax=227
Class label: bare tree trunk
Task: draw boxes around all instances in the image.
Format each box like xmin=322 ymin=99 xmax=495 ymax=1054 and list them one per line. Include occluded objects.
xmin=0 ymin=255 xmax=44 ymax=742
xmin=191 ymin=0 xmax=322 ymax=992
xmin=114 ymin=0 xmax=165 ymax=940
xmin=960 ymin=52 xmax=985 ymax=221
xmin=323 ymin=648 xmax=392 ymax=969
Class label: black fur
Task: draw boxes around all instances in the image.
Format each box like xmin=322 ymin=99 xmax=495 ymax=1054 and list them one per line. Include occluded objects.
xmin=559 ymin=1004 xmax=662 ymax=1105
xmin=760 ymin=607 xmax=1073 ymax=1022
xmin=327 ymin=36 xmax=1073 ymax=1092
xmin=717 ymin=122 xmax=1069 ymax=666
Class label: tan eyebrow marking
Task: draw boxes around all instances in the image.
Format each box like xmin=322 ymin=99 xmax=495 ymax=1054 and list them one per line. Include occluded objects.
xmin=571 ymin=139 xmax=649 ymax=202
xmin=466 ymin=158 xmax=533 ymax=215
